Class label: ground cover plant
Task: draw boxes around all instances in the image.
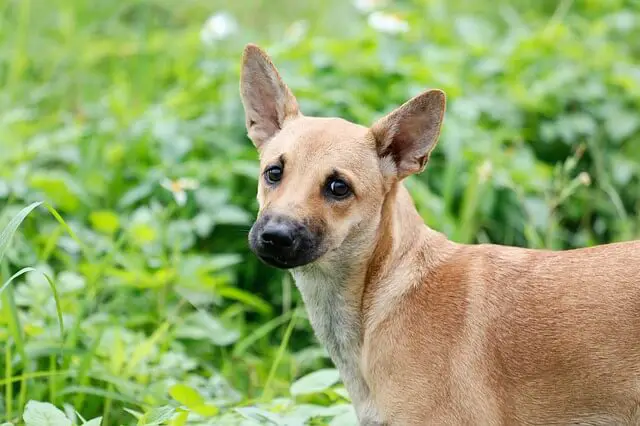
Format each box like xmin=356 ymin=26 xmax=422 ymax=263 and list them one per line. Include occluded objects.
xmin=1 ymin=0 xmax=640 ymax=424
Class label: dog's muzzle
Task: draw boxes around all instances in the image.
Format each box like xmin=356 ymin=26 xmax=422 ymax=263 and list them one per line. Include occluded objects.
xmin=249 ymin=214 xmax=319 ymax=269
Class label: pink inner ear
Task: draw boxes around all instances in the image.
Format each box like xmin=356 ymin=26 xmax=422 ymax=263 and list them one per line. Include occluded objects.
xmin=371 ymin=89 xmax=445 ymax=178
xmin=240 ymin=46 xmax=300 ymax=148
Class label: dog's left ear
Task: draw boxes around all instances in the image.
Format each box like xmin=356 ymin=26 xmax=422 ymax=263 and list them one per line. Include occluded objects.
xmin=371 ymin=89 xmax=446 ymax=179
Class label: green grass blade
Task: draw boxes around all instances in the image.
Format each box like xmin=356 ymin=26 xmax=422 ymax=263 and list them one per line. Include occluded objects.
xmin=59 ymin=385 xmax=142 ymax=406
xmin=124 ymin=321 xmax=171 ymax=377
xmin=73 ymin=327 xmax=105 ymax=409
xmin=261 ymin=307 xmax=300 ymax=401
xmin=0 ymin=266 xmax=35 ymax=296
xmin=232 ymin=310 xmax=294 ymax=357
xmin=4 ymin=339 xmax=13 ymax=421
xmin=0 ymin=201 xmax=42 ymax=263
xmin=1 ymin=262 xmax=26 ymax=368
xmin=43 ymin=203 xmax=93 ymax=258
xmin=0 ymin=369 xmax=71 ymax=387
xmin=41 ymin=273 xmax=64 ymax=337
xmin=1 ymin=268 xmax=27 ymax=414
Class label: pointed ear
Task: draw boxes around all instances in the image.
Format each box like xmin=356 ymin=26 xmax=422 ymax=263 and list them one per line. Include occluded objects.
xmin=371 ymin=89 xmax=446 ymax=179
xmin=240 ymin=44 xmax=300 ymax=149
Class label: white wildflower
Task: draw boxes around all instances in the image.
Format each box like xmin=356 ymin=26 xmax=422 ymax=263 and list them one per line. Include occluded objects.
xmin=367 ymin=11 xmax=409 ymax=34
xmin=200 ymin=12 xmax=238 ymax=45
xmin=578 ymin=172 xmax=591 ymax=186
xmin=161 ymin=178 xmax=199 ymax=206
xmin=478 ymin=160 xmax=493 ymax=183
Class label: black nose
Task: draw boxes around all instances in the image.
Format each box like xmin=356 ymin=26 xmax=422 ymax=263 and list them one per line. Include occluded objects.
xmin=260 ymin=223 xmax=296 ymax=248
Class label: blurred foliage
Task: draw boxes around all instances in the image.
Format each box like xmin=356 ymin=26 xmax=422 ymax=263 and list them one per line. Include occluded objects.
xmin=1 ymin=0 xmax=640 ymax=424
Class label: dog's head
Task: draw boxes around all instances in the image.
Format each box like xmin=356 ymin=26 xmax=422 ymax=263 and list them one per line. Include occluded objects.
xmin=240 ymin=44 xmax=446 ymax=270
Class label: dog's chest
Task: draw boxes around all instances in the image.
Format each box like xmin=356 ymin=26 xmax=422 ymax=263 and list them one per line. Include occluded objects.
xmin=291 ymin=269 xmax=380 ymax=422
xmin=292 ymin=271 xmax=361 ymax=368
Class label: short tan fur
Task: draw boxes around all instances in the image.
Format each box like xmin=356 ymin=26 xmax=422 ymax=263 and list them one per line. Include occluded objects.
xmin=240 ymin=43 xmax=640 ymax=426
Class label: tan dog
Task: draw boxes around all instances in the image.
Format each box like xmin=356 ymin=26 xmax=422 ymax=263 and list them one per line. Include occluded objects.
xmin=239 ymin=43 xmax=640 ymax=426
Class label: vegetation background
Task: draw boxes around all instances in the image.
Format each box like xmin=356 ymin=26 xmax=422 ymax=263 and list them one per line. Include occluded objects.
xmin=1 ymin=0 xmax=639 ymax=424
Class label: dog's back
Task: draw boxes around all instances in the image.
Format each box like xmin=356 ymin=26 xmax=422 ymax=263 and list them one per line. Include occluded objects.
xmin=364 ymin=234 xmax=640 ymax=425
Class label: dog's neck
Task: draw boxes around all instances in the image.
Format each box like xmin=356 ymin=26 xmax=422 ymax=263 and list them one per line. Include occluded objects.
xmin=290 ymin=181 xmax=438 ymax=423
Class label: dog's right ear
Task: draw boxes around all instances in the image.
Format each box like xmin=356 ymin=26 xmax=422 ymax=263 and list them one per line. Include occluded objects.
xmin=371 ymin=89 xmax=446 ymax=180
xmin=240 ymin=44 xmax=300 ymax=149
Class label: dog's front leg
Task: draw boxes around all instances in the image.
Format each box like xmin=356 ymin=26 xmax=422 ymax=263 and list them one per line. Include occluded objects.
xmin=355 ymin=397 xmax=387 ymax=426
xmin=338 ymin=370 xmax=386 ymax=426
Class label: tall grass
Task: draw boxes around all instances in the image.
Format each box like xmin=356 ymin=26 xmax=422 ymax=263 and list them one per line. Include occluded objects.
xmin=1 ymin=0 xmax=639 ymax=424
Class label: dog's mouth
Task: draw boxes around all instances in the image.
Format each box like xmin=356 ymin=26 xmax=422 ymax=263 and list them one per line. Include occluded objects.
xmin=255 ymin=251 xmax=313 ymax=270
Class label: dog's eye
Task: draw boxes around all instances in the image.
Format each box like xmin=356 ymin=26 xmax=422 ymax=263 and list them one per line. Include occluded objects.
xmin=264 ymin=166 xmax=283 ymax=184
xmin=327 ymin=179 xmax=351 ymax=199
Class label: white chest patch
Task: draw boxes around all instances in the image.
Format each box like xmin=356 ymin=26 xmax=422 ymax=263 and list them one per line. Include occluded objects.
xmin=291 ymin=268 xmax=384 ymax=425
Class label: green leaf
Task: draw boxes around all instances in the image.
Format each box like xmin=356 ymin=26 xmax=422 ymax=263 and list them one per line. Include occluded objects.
xmin=213 ymin=205 xmax=251 ymax=225
xmin=0 ymin=201 xmax=42 ymax=264
xmin=29 ymin=172 xmax=83 ymax=212
xmin=59 ymin=385 xmax=140 ymax=405
xmin=174 ymin=311 xmax=240 ymax=346
xmin=118 ymin=183 xmax=153 ymax=208
xmin=124 ymin=322 xmax=170 ymax=376
xmin=89 ymin=210 xmax=120 ymax=234
xmin=82 ymin=417 xmax=103 ymax=426
xmin=191 ymin=403 xmax=219 ymax=417
xmin=235 ymin=407 xmax=282 ymax=424
xmin=168 ymin=411 xmax=189 ymax=426
xmin=129 ymin=222 xmax=158 ymax=245
xmin=138 ymin=406 xmax=176 ymax=426
xmin=23 ymin=401 xmax=72 ymax=426
xmin=290 ymin=368 xmax=341 ymax=396
xmin=329 ymin=409 xmax=359 ymax=426
xmin=216 ymin=286 xmax=273 ymax=315
xmin=168 ymin=383 xmax=204 ymax=407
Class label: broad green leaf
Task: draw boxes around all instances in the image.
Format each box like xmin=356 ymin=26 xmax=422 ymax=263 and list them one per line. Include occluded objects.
xmin=216 ymin=286 xmax=272 ymax=315
xmin=123 ymin=408 xmax=143 ymax=420
xmin=23 ymin=401 xmax=72 ymax=426
xmin=168 ymin=383 xmax=204 ymax=407
xmin=290 ymin=368 xmax=341 ymax=396
xmin=89 ymin=210 xmax=120 ymax=234
xmin=118 ymin=183 xmax=153 ymax=208
xmin=235 ymin=407 xmax=282 ymax=424
xmin=174 ymin=311 xmax=240 ymax=346
xmin=138 ymin=406 xmax=176 ymax=426
xmin=129 ymin=222 xmax=158 ymax=245
xmin=333 ymin=387 xmax=351 ymax=400
xmin=191 ymin=403 xmax=219 ymax=416
xmin=82 ymin=417 xmax=103 ymax=426
xmin=29 ymin=172 xmax=83 ymax=212
xmin=213 ymin=205 xmax=251 ymax=225
xmin=169 ymin=411 xmax=189 ymax=426
xmin=329 ymin=409 xmax=359 ymax=426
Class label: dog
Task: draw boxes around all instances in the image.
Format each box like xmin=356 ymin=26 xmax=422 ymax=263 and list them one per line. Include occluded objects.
xmin=239 ymin=43 xmax=640 ymax=425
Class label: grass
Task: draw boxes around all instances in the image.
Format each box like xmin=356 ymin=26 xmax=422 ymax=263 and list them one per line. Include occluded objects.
xmin=1 ymin=0 xmax=640 ymax=424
